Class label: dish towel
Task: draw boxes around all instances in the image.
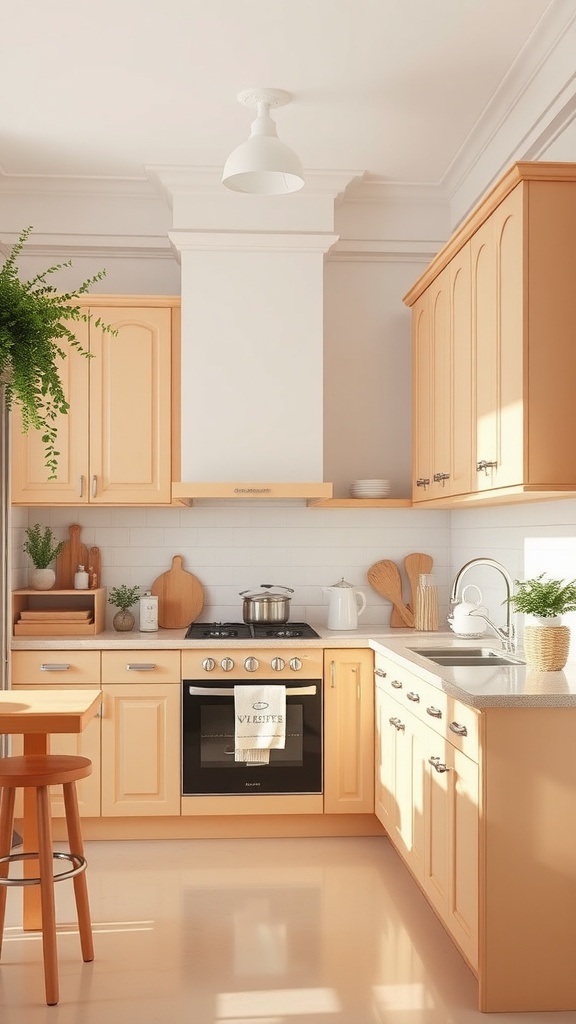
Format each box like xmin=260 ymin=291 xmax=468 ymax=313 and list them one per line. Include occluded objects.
xmin=234 ymin=684 xmax=286 ymax=763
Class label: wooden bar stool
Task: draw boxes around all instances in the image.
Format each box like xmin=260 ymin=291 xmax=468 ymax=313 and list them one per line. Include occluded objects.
xmin=0 ymin=754 xmax=94 ymax=1006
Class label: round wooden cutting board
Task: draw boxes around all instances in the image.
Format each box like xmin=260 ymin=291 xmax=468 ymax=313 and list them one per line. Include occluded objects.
xmin=150 ymin=555 xmax=204 ymax=629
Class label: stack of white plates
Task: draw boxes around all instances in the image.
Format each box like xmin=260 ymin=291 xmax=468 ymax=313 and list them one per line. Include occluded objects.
xmin=349 ymin=478 xmax=391 ymax=498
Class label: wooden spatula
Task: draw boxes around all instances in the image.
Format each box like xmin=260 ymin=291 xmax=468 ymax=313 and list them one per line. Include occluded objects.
xmin=367 ymin=559 xmax=414 ymax=627
xmin=390 ymin=551 xmax=434 ymax=626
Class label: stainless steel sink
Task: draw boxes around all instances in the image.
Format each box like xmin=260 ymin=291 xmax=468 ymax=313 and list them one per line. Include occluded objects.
xmin=408 ymin=646 xmax=525 ymax=667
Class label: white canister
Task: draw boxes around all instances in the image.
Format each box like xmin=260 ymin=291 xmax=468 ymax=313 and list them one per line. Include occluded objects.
xmin=139 ymin=592 xmax=158 ymax=632
xmin=74 ymin=565 xmax=89 ymax=590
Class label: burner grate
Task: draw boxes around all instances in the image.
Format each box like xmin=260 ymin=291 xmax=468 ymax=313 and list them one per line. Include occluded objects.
xmin=184 ymin=621 xmax=320 ymax=640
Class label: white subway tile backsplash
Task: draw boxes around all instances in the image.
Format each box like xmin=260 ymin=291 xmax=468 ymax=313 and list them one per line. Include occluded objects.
xmin=19 ymin=498 xmax=576 ymax=626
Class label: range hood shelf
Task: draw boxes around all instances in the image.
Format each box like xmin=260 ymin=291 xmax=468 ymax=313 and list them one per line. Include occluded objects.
xmin=172 ymin=481 xmax=333 ymax=505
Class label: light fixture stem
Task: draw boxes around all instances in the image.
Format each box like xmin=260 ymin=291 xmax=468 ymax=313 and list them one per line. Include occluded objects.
xmin=251 ymin=101 xmax=277 ymax=138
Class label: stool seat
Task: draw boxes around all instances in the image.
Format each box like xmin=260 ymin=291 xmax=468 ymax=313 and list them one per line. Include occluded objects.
xmin=0 ymin=754 xmax=92 ymax=789
xmin=0 ymin=753 xmax=94 ymax=1005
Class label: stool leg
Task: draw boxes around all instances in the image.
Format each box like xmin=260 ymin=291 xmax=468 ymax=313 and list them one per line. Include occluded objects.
xmin=36 ymin=785 xmax=59 ymax=1006
xmin=63 ymin=781 xmax=94 ymax=962
xmin=0 ymin=786 xmax=16 ymax=958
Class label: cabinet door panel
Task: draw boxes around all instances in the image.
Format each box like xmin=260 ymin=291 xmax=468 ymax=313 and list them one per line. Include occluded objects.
xmin=412 ymin=295 xmax=433 ymax=501
xmin=11 ymin=330 xmax=90 ymax=504
xmin=89 ymin=307 xmax=172 ymax=503
xmin=324 ymin=650 xmax=374 ymax=814
xmin=472 ymin=186 xmax=523 ymax=492
xmin=101 ymin=683 xmax=180 ymax=816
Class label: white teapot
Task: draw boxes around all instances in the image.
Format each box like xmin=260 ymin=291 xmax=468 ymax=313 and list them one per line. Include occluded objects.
xmin=449 ymin=584 xmax=488 ymax=637
xmin=323 ymin=578 xmax=367 ymax=630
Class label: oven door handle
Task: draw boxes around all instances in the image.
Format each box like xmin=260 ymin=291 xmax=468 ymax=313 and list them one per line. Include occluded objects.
xmin=187 ymin=684 xmax=318 ymax=697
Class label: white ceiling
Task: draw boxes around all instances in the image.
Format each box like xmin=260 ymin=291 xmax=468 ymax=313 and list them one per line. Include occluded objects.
xmin=0 ymin=0 xmax=562 ymax=190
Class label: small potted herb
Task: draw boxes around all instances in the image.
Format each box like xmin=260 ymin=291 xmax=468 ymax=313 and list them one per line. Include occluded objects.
xmin=22 ymin=523 xmax=65 ymax=590
xmin=108 ymin=584 xmax=141 ymax=632
xmin=506 ymin=573 xmax=576 ymax=670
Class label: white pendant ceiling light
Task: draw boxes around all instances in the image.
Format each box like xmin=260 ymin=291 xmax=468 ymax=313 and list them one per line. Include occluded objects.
xmin=222 ymin=88 xmax=305 ymax=195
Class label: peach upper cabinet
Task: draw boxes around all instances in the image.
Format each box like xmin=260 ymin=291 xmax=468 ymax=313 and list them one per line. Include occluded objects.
xmin=405 ymin=162 xmax=576 ymax=507
xmin=12 ymin=296 xmax=177 ymax=505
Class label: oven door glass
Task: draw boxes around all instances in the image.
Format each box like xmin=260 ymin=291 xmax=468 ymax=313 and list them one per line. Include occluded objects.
xmin=182 ymin=682 xmax=322 ymax=796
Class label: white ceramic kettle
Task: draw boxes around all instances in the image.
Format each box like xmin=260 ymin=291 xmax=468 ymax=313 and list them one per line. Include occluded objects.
xmin=323 ymin=578 xmax=367 ymax=630
xmin=449 ymin=584 xmax=488 ymax=637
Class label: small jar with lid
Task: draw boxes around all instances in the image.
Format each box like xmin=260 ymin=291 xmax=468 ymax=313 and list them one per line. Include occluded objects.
xmin=74 ymin=565 xmax=89 ymax=590
xmin=139 ymin=592 xmax=159 ymax=632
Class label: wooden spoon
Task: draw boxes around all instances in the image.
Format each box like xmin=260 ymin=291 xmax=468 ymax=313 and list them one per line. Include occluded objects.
xmin=367 ymin=560 xmax=414 ymax=627
xmin=390 ymin=552 xmax=434 ymax=626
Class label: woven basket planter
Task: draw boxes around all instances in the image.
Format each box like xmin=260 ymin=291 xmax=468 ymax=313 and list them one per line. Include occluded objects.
xmin=523 ymin=625 xmax=570 ymax=671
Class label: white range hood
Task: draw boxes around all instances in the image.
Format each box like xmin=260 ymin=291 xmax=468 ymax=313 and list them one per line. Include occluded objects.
xmin=155 ymin=168 xmax=361 ymax=502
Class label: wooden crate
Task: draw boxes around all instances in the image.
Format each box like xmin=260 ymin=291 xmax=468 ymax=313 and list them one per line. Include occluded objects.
xmin=12 ymin=588 xmax=106 ymax=636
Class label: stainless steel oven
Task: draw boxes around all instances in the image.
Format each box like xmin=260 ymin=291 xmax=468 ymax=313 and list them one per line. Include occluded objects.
xmin=182 ymin=645 xmax=323 ymax=796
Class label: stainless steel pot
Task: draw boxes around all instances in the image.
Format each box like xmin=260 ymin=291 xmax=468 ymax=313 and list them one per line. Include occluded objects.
xmin=239 ymin=584 xmax=295 ymax=624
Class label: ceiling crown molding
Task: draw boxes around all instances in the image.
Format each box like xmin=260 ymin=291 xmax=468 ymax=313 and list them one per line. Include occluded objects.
xmin=0 ymin=165 xmax=157 ymax=198
xmin=147 ymin=165 xmax=365 ymax=203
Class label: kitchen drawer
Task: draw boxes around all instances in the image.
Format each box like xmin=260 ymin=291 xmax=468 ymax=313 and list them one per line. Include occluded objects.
xmin=101 ymin=649 xmax=181 ymax=683
xmin=12 ymin=649 xmax=101 ymax=685
xmin=374 ymin=652 xmax=479 ymax=762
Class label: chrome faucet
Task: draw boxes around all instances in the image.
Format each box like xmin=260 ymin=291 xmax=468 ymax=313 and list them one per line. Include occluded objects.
xmin=449 ymin=557 xmax=516 ymax=653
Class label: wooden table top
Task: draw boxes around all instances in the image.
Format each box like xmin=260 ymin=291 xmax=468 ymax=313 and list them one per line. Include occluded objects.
xmin=0 ymin=689 xmax=102 ymax=734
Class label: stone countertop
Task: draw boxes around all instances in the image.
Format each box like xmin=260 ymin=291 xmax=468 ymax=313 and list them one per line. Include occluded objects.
xmin=372 ymin=634 xmax=576 ymax=709
xmin=12 ymin=626 xmax=576 ymax=709
xmin=10 ymin=623 xmax=403 ymax=651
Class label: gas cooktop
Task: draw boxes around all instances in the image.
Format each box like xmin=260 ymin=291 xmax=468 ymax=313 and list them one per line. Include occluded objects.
xmin=184 ymin=621 xmax=320 ymax=640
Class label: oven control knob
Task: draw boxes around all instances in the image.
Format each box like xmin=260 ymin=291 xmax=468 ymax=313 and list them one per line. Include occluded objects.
xmin=271 ymin=657 xmax=285 ymax=672
xmin=289 ymin=657 xmax=303 ymax=672
xmin=201 ymin=657 xmax=216 ymax=672
xmin=244 ymin=657 xmax=259 ymax=673
xmin=221 ymin=657 xmax=234 ymax=672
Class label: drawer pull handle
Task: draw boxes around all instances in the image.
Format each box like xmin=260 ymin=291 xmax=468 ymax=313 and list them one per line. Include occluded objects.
xmin=391 ymin=679 xmax=403 ymax=689
xmin=427 ymin=706 xmax=443 ymax=719
xmin=374 ymin=668 xmax=387 ymax=678
xmin=406 ymin=691 xmax=420 ymax=702
xmin=449 ymin=721 xmax=468 ymax=736
xmin=40 ymin=663 xmax=71 ymax=671
xmin=126 ymin=663 xmax=156 ymax=671
xmin=388 ymin=716 xmax=405 ymax=732
xmin=428 ymin=755 xmax=452 ymax=774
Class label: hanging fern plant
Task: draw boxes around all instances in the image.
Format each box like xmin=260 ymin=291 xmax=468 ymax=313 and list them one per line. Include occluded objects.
xmin=0 ymin=225 xmax=116 ymax=478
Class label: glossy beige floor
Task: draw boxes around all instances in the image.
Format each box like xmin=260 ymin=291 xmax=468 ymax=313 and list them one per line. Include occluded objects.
xmin=1 ymin=835 xmax=574 ymax=1023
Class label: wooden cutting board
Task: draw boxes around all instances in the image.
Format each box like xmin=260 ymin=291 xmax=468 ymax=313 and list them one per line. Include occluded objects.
xmin=367 ymin=559 xmax=414 ymax=628
xmin=55 ymin=524 xmax=88 ymax=589
xmin=151 ymin=555 xmax=204 ymax=629
xmin=390 ymin=551 xmax=434 ymax=627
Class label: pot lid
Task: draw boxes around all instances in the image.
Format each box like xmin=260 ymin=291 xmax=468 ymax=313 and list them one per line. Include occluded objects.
xmin=330 ymin=577 xmax=355 ymax=589
xmin=240 ymin=584 xmax=294 ymax=599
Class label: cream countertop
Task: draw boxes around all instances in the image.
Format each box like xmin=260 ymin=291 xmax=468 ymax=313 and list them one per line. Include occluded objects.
xmin=12 ymin=627 xmax=576 ymax=710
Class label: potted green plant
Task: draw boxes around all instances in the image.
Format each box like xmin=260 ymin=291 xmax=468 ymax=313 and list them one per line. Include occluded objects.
xmin=0 ymin=225 xmax=115 ymax=478
xmin=22 ymin=523 xmax=66 ymax=590
xmin=108 ymin=584 xmax=141 ymax=632
xmin=506 ymin=573 xmax=576 ymax=670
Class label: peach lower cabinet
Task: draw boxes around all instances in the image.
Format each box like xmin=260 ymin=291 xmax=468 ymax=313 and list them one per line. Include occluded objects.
xmin=11 ymin=647 xmax=380 ymax=836
xmin=374 ymin=649 xmax=576 ymax=1014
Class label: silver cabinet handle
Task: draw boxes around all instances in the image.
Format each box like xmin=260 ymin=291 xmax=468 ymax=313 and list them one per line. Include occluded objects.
xmin=79 ymin=475 xmax=84 ymax=498
xmin=428 ymin=755 xmax=452 ymax=773
xmin=416 ymin=477 xmax=430 ymax=488
xmin=41 ymin=663 xmax=71 ymax=671
xmin=433 ymin=472 xmax=450 ymax=485
xmin=126 ymin=663 xmax=156 ymax=671
xmin=449 ymin=721 xmax=468 ymax=736
xmin=406 ymin=691 xmax=420 ymax=702
xmin=427 ymin=706 xmax=443 ymax=719
xmin=388 ymin=717 xmax=405 ymax=732
xmin=330 ymin=661 xmax=336 ymax=688
xmin=91 ymin=474 xmax=97 ymax=498
xmin=391 ymin=679 xmax=403 ymax=689
xmin=374 ymin=667 xmax=387 ymax=678
xmin=476 ymin=459 xmax=497 ymax=474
